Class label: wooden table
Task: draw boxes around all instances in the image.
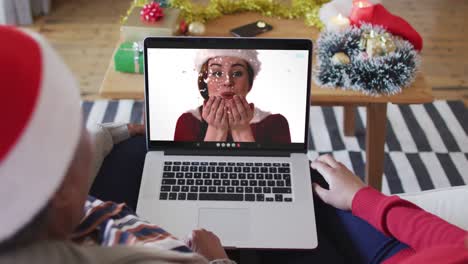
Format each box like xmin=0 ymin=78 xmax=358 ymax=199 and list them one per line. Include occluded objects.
xmin=99 ymin=13 xmax=433 ymax=190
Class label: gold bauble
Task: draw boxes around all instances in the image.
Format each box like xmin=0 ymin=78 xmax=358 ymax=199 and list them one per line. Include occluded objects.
xmin=331 ymin=52 xmax=350 ymax=65
xmin=188 ymin=21 xmax=206 ymax=35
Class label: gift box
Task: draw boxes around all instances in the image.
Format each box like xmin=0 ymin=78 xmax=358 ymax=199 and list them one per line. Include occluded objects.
xmin=114 ymin=42 xmax=144 ymax=74
xmin=121 ymin=7 xmax=181 ymax=42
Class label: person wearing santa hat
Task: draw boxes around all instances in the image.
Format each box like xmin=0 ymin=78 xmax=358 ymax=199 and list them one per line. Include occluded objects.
xmin=1 ymin=25 xmax=466 ymax=264
xmin=174 ymin=49 xmax=291 ymax=143
xmin=0 ymin=26 xmax=235 ymax=263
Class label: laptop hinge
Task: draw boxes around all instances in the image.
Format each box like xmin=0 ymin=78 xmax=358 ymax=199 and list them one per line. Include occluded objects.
xmin=164 ymin=149 xmax=290 ymax=157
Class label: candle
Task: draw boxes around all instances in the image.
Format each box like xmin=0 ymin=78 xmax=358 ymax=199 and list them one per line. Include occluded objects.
xmin=350 ymin=0 xmax=374 ymax=26
xmin=328 ymin=13 xmax=350 ymax=31
xmin=353 ymin=0 xmax=372 ymax=8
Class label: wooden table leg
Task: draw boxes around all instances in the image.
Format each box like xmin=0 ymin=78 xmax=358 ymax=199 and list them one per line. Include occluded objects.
xmin=365 ymin=103 xmax=388 ymax=190
xmin=344 ymin=105 xmax=356 ymax=136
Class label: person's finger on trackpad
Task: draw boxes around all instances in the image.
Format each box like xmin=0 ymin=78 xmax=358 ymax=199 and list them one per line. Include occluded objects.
xmin=187 ymin=228 xmax=229 ymax=261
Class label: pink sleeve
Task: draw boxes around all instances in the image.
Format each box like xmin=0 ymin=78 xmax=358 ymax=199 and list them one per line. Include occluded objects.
xmin=352 ymin=187 xmax=468 ymax=251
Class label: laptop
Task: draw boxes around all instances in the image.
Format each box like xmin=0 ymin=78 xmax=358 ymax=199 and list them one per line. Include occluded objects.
xmin=137 ymin=37 xmax=317 ymax=249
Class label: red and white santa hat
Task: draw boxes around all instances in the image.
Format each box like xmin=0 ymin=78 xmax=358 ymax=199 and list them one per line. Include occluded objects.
xmin=194 ymin=49 xmax=262 ymax=78
xmin=0 ymin=26 xmax=82 ymax=242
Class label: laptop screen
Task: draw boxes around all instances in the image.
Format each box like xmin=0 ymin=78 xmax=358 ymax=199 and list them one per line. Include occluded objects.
xmin=144 ymin=38 xmax=312 ymax=152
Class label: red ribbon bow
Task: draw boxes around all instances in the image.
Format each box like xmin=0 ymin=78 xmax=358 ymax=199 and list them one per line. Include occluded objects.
xmin=140 ymin=2 xmax=164 ymax=23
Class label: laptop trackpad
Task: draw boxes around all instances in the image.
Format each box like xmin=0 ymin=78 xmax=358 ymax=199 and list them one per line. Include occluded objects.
xmin=198 ymin=208 xmax=250 ymax=242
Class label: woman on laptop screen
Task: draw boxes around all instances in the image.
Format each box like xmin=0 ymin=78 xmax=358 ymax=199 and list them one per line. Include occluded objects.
xmin=174 ymin=49 xmax=291 ymax=143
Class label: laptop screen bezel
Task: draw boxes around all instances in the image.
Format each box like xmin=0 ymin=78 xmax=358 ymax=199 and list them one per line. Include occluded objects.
xmin=144 ymin=37 xmax=312 ymax=154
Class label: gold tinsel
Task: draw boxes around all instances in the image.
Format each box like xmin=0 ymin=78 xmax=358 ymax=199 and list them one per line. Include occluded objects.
xmin=121 ymin=0 xmax=149 ymax=24
xmin=121 ymin=0 xmax=327 ymax=28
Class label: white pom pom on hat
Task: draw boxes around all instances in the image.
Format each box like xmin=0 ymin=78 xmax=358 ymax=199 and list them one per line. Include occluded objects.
xmin=194 ymin=49 xmax=262 ymax=78
xmin=0 ymin=26 xmax=82 ymax=242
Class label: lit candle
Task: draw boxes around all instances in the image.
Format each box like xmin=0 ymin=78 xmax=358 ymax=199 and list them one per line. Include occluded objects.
xmin=350 ymin=0 xmax=374 ymax=25
xmin=328 ymin=13 xmax=350 ymax=31
xmin=353 ymin=0 xmax=372 ymax=8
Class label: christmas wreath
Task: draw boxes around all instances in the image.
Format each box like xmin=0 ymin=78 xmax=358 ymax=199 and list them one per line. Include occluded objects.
xmin=314 ymin=24 xmax=421 ymax=96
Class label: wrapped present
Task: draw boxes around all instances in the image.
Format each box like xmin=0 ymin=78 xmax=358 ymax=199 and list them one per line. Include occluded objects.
xmin=114 ymin=42 xmax=143 ymax=74
xmin=350 ymin=4 xmax=423 ymax=51
xmin=121 ymin=7 xmax=181 ymax=42
xmin=359 ymin=29 xmax=396 ymax=58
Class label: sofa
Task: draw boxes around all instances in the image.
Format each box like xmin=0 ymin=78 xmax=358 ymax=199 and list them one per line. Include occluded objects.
xmin=398 ymin=185 xmax=468 ymax=230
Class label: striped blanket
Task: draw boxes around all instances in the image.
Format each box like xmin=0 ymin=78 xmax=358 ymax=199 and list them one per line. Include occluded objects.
xmin=71 ymin=195 xmax=191 ymax=253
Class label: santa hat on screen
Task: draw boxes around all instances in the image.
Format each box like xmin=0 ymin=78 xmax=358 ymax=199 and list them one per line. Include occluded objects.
xmin=194 ymin=49 xmax=262 ymax=78
xmin=0 ymin=26 xmax=82 ymax=242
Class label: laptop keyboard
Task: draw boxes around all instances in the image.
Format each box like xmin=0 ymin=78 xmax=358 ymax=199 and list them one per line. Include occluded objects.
xmin=159 ymin=161 xmax=293 ymax=202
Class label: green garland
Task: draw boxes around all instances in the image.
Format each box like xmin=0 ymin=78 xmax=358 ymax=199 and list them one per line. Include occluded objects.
xmin=124 ymin=0 xmax=328 ymax=28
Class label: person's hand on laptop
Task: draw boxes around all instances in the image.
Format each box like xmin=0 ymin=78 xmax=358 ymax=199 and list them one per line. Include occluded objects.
xmin=187 ymin=228 xmax=229 ymax=261
xmin=311 ymin=154 xmax=366 ymax=211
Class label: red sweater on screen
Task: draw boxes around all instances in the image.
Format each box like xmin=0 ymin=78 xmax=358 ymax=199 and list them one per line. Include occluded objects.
xmin=352 ymin=187 xmax=468 ymax=264
xmin=173 ymin=108 xmax=291 ymax=144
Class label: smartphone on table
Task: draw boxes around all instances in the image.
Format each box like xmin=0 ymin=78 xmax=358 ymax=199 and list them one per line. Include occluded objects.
xmin=230 ymin=20 xmax=273 ymax=37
